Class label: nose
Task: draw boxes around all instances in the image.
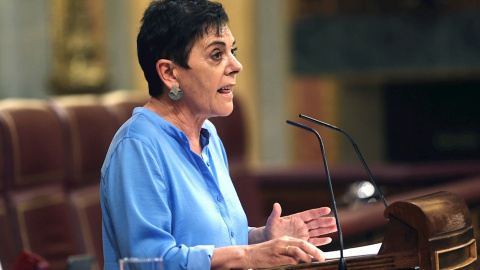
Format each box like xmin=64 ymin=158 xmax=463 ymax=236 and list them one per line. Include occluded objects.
xmin=226 ymin=54 xmax=243 ymax=75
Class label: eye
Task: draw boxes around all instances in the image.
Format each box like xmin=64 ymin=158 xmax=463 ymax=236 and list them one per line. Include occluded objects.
xmin=211 ymin=51 xmax=222 ymax=61
xmin=231 ymin=47 xmax=238 ymax=56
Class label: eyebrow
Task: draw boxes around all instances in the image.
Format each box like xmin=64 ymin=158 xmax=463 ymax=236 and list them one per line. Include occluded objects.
xmin=206 ymin=40 xmax=236 ymax=49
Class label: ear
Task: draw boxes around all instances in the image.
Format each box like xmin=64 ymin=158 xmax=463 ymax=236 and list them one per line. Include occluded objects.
xmin=155 ymin=59 xmax=178 ymax=90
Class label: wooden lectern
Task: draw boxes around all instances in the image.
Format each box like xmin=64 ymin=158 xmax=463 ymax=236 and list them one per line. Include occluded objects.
xmin=267 ymin=191 xmax=477 ymax=270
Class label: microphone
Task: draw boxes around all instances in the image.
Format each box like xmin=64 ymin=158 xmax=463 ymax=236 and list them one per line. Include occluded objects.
xmin=286 ymin=120 xmax=347 ymax=270
xmin=298 ymin=114 xmax=388 ymax=208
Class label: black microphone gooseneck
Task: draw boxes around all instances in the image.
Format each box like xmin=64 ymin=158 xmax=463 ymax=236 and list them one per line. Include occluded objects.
xmin=298 ymin=114 xmax=388 ymax=208
xmin=286 ymin=120 xmax=347 ymax=270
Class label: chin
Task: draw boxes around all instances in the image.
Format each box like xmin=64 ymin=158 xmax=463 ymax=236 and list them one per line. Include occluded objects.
xmin=217 ymin=110 xmax=233 ymax=117
xmin=214 ymin=105 xmax=234 ymax=117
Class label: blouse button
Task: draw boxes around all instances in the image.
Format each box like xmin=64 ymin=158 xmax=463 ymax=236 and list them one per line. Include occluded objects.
xmin=231 ymin=231 xmax=235 ymax=238
xmin=217 ymin=195 xmax=222 ymax=202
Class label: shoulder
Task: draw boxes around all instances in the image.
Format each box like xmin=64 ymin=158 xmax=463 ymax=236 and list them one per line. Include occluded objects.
xmin=102 ymin=108 xmax=174 ymax=171
xmin=116 ymin=107 xmax=174 ymax=145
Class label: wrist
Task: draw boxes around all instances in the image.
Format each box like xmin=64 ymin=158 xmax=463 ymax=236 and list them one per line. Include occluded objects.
xmin=211 ymin=246 xmax=247 ymax=270
xmin=248 ymin=227 xmax=268 ymax=244
xmin=262 ymin=227 xmax=269 ymax=242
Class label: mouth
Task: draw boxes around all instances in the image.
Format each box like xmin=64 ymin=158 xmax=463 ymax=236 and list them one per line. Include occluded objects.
xmin=217 ymin=86 xmax=233 ymax=94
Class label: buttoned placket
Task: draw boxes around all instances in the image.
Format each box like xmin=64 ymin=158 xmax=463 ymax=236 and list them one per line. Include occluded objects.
xmin=195 ymin=130 xmax=237 ymax=245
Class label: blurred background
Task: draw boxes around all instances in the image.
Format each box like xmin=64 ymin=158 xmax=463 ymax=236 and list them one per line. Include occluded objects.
xmin=1 ymin=0 xmax=480 ymax=269
xmin=2 ymin=0 xmax=480 ymax=166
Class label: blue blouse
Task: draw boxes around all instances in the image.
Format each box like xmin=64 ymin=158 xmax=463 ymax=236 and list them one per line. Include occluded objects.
xmin=100 ymin=107 xmax=249 ymax=270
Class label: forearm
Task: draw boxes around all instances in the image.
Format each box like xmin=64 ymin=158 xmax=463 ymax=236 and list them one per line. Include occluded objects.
xmin=248 ymin=226 xmax=268 ymax=244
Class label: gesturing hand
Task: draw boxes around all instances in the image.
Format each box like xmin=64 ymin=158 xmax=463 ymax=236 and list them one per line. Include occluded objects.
xmin=264 ymin=203 xmax=337 ymax=246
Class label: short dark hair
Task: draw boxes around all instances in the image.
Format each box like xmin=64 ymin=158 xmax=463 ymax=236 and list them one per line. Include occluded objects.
xmin=137 ymin=0 xmax=229 ymax=97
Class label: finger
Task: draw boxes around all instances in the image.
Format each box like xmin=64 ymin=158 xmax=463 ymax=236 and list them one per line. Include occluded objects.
xmin=294 ymin=207 xmax=331 ymax=222
xmin=286 ymin=245 xmax=313 ymax=264
xmin=308 ymin=225 xmax=338 ymax=237
xmin=268 ymin=203 xmax=282 ymax=222
xmin=308 ymin=236 xmax=332 ymax=246
xmin=273 ymin=203 xmax=282 ymax=218
xmin=291 ymin=240 xmax=325 ymax=262
xmin=306 ymin=216 xmax=337 ymax=230
xmin=277 ymin=244 xmax=300 ymax=266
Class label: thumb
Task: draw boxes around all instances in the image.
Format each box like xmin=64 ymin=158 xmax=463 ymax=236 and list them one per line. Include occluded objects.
xmin=264 ymin=203 xmax=282 ymax=241
xmin=268 ymin=202 xmax=282 ymax=221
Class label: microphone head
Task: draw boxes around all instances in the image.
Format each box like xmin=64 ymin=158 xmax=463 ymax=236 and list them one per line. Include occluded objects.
xmin=299 ymin=114 xmax=341 ymax=131
xmin=286 ymin=120 xmax=315 ymax=133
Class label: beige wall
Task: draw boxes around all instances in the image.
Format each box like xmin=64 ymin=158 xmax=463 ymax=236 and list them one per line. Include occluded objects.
xmin=218 ymin=0 xmax=259 ymax=166
xmin=129 ymin=0 xmax=150 ymax=94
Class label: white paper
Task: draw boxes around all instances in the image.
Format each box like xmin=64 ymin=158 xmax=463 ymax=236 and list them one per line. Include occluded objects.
xmin=323 ymin=243 xmax=382 ymax=260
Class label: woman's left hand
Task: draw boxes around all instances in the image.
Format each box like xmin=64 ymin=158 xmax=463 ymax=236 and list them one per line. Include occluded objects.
xmin=263 ymin=203 xmax=337 ymax=246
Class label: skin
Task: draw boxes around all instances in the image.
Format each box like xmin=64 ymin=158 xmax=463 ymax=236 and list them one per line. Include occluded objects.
xmin=146 ymin=25 xmax=241 ymax=156
xmin=145 ymin=25 xmax=338 ymax=269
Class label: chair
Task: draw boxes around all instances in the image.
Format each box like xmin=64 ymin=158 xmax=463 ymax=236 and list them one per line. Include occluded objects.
xmin=101 ymin=89 xmax=149 ymax=127
xmin=0 ymin=125 xmax=18 ymax=270
xmin=11 ymin=249 xmax=50 ymax=270
xmin=52 ymin=95 xmax=121 ymax=269
xmin=52 ymin=95 xmax=119 ymax=187
xmin=0 ymin=99 xmax=79 ymax=270
xmin=0 ymin=196 xmax=17 ymax=270
xmin=67 ymin=186 xmax=102 ymax=270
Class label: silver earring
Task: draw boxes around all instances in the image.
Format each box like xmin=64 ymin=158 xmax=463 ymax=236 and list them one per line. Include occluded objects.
xmin=168 ymin=85 xmax=183 ymax=100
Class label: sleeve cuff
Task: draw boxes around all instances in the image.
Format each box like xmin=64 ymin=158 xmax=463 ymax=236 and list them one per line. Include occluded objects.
xmin=187 ymin=245 xmax=215 ymax=270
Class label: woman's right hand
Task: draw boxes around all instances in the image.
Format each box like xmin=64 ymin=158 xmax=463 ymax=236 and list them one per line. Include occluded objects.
xmin=243 ymin=236 xmax=325 ymax=268
xmin=211 ymin=236 xmax=325 ymax=269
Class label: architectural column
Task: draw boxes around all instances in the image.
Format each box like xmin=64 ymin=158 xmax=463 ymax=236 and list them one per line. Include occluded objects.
xmin=0 ymin=0 xmax=51 ymax=98
xmin=256 ymin=0 xmax=291 ymax=165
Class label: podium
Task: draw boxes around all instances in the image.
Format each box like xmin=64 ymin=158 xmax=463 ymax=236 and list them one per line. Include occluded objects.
xmin=267 ymin=191 xmax=477 ymax=270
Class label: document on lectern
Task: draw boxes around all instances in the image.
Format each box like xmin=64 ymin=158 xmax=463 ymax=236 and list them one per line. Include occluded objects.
xmin=323 ymin=243 xmax=382 ymax=260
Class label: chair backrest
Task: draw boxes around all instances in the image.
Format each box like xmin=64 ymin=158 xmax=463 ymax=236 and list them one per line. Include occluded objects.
xmin=101 ymin=89 xmax=149 ymax=127
xmin=0 ymin=99 xmax=67 ymax=190
xmin=51 ymin=95 xmax=119 ymax=269
xmin=0 ymin=99 xmax=79 ymax=270
xmin=52 ymin=95 xmax=120 ymax=188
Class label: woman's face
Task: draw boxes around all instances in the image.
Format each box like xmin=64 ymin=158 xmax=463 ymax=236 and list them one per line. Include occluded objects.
xmin=175 ymin=25 xmax=243 ymax=120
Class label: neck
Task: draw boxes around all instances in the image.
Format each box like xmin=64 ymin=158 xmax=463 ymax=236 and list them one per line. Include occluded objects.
xmin=144 ymin=96 xmax=205 ymax=155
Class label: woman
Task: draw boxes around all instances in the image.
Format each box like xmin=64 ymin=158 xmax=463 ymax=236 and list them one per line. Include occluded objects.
xmin=100 ymin=0 xmax=337 ymax=269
